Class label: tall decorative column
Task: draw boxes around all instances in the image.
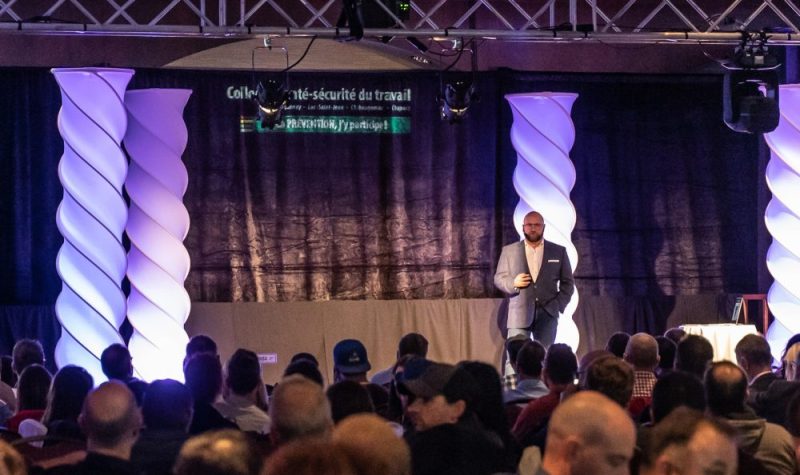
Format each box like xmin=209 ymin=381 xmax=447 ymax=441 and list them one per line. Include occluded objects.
xmin=124 ymin=89 xmax=193 ymax=381
xmin=505 ymin=92 xmax=580 ymax=350
xmin=764 ymin=84 xmax=800 ymax=358
xmin=52 ymin=68 xmax=133 ymax=383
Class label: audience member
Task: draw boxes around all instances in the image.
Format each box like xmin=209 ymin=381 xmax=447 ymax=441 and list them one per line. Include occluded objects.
xmin=100 ymin=344 xmax=148 ymax=405
xmin=216 ymin=349 xmax=271 ymax=434
xmin=654 ymin=336 xmax=676 ymax=377
xmin=174 ymin=429 xmax=262 ymax=475
xmin=8 ymin=364 xmax=52 ymax=433
xmin=663 ymin=327 xmax=686 ymax=344
xmin=12 ymin=339 xmax=45 ymax=378
xmin=183 ymin=352 xmax=238 ymax=434
xmin=130 ymin=379 xmax=193 ymax=475
xmin=503 ymin=334 xmax=530 ymax=390
xmin=674 ymin=334 xmax=713 ymax=379
xmin=269 ymin=374 xmax=333 ymax=447
xmin=753 ymin=341 xmax=800 ymax=427
xmin=624 ymin=333 xmax=659 ymax=418
xmin=539 ymin=391 xmax=636 ymax=475
xmin=282 ymin=359 xmax=323 ymax=386
xmin=0 ymin=355 xmax=17 ymax=416
xmin=638 ymin=407 xmax=737 ymax=475
xmin=512 ymin=343 xmax=577 ymax=445
xmin=371 ymin=333 xmax=429 ymax=387
xmin=503 ymin=341 xmax=548 ymax=404
xmin=705 ymin=361 xmax=797 ymax=474
xmin=332 ymin=413 xmax=411 ymax=475
xmin=605 ymin=332 xmax=631 ymax=358
xmin=42 ymin=365 xmax=94 ymax=440
xmin=262 ymin=439 xmax=358 ymax=475
xmin=185 ymin=334 xmax=218 ymax=359
xmin=780 ymin=335 xmax=800 ymax=379
xmin=45 ymin=381 xmax=142 ymax=475
xmin=583 ymin=355 xmax=634 ymax=409
xmin=576 ymin=349 xmax=612 ymax=388
xmin=401 ymin=362 xmax=504 ymax=475
xmin=332 ymin=339 xmax=388 ymax=418
xmin=735 ymin=334 xmax=778 ymax=398
xmin=289 ymin=353 xmax=319 ymax=366
xmin=649 ymin=370 xmax=705 ymax=424
xmin=459 ymin=361 xmax=519 ymax=472
xmin=326 ymin=380 xmax=374 ymax=424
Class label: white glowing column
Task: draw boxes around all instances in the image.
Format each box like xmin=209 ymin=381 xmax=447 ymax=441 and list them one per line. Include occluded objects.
xmin=124 ymin=89 xmax=193 ymax=381
xmin=52 ymin=68 xmax=133 ymax=383
xmin=764 ymin=84 xmax=800 ymax=358
xmin=506 ymin=92 xmax=580 ymax=350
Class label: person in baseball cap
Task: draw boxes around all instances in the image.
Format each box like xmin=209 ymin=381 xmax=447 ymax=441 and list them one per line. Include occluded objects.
xmin=400 ymin=362 xmax=479 ymax=432
xmin=333 ymin=339 xmax=372 ymax=380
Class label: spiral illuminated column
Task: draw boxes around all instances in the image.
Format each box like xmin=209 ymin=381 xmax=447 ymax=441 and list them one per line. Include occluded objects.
xmin=764 ymin=84 xmax=800 ymax=359
xmin=52 ymin=68 xmax=133 ymax=383
xmin=124 ymin=89 xmax=193 ymax=381
xmin=505 ymin=92 xmax=580 ymax=350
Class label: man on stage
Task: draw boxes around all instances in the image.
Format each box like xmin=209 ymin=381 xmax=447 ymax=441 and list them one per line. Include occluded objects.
xmin=494 ymin=211 xmax=575 ymax=354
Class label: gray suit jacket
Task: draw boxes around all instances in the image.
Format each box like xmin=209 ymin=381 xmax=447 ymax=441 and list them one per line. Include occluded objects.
xmin=494 ymin=240 xmax=575 ymax=329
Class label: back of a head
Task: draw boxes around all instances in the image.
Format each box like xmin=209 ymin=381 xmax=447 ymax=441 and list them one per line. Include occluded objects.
xmin=640 ymin=406 xmax=737 ymax=472
xmin=184 ymin=352 xmax=223 ymax=404
xmin=333 ymin=339 xmax=371 ymax=379
xmin=270 ymin=375 xmax=333 ymax=444
xmin=17 ymin=364 xmax=52 ymax=411
xmin=397 ymin=333 xmax=428 ymax=358
xmin=80 ymin=381 xmax=141 ymax=449
xmin=516 ymin=341 xmax=546 ymax=378
xmin=624 ymin=333 xmax=659 ymax=370
xmin=290 ymin=352 xmax=319 ymax=367
xmin=0 ymin=439 xmax=26 ymax=475
xmin=100 ymin=343 xmax=133 ymax=380
xmin=664 ymin=327 xmax=687 ymax=344
xmin=226 ymin=349 xmax=261 ymax=396
xmin=142 ymin=379 xmax=194 ymax=431
xmin=584 ymin=355 xmax=634 ymax=408
xmin=655 ymin=336 xmax=677 ymax=372
xmin=675 ymin=335 xmax=714 ymax=378
xmin=12 ymin=339 xmax=45 ymax=376
xmin=544 ymin=343 xmax=577 ymax=385
xmin=326 ymin=380 xmax=374 ymax=424
xmin=734 ymin=334 xmax=773 ymax=368
xmin=284 ymin=359 xmax=324 ymax=386
xmin=457 ymin=361 xmax=508 ymax=438
xmin=705 ymin=361 xmax=748 ymax=416
xmin=606 ymin=332 xmax=631 ymax=358
xmin=185 ymin=335 xmax=218 ymax=359
xmin=547 ymin=391 xmax=634 ymax=452
xmin=43 ymin=365 xmax=94 ymax=425
xmin=651 ymin=371 xmax=705 ymax=423
xmin=175 ymin=429 xmax=262 ymax=475
xmin=263 ymin=439 xmax=358 ymax=475
xmin=332 ymin=413 xmax=411 ymax=475
xmin=505 ymin=336 xmax=528 ymax=370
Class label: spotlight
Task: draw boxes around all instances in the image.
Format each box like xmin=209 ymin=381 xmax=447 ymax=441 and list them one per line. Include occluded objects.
xmin=438 ymin=78 xmax=477 ymax=124
xmin=722 ymin=31 xmax=781 ymax=134
xmin=254 ymin=80 xmax=290 ymax=130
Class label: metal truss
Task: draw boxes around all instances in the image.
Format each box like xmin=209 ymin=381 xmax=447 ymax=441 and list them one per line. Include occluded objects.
xmin=3 ymin=0 xmax=800 ymax=43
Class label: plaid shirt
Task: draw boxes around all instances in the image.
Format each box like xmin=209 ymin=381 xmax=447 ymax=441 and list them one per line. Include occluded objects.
xmin=632 ymin=370 xmax=657 ymax=398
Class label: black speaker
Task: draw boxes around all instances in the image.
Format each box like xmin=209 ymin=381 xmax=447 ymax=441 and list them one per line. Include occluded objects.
xmin=723 ymin=69 xmax=780 ymax=134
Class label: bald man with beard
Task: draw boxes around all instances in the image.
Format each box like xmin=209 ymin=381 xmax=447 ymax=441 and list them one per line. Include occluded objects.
xmin=45 ymin=381 xmax=142 ymax=475
xmin=539 ymin=391 xmax=635 ymax=475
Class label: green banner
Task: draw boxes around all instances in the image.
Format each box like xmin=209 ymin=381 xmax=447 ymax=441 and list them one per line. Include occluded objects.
xmin=240 ymin=115 xmax=411 ymax=134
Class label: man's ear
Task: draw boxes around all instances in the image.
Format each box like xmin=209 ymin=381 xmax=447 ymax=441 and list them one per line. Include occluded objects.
xmin=450 ymin=400 xmax=467 ymax=421
xmin=563 ymin=436 xmax=582 ymax=459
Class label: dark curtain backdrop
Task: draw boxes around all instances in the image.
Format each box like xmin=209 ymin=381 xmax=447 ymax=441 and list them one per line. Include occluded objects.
xmin=0 ymin=67 xmax=768 ymax=351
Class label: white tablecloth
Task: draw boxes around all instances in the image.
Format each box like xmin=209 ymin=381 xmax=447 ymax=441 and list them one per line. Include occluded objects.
xmin=680 ymin=324 xmax=759 ymax=362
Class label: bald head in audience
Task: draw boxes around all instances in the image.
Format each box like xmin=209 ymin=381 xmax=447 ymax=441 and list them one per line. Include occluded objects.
xmin=541 ymin=391 xmax=636 ymax=475
xmin=269 ymin=375 xmax=333 ymax=446
xmin=624 ymin=333 xmax=660 ymax=371
xmin=332 ymin=413 xmax=410 ymax=475
xmin=639 ymin=407 xmax=737 ymax=475
xmin=79 ymin=380 xmax=142 ymax=460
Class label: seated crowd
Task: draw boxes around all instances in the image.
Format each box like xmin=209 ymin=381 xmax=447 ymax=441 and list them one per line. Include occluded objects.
xmin=0 ymin=329 xmax=798 ymax=474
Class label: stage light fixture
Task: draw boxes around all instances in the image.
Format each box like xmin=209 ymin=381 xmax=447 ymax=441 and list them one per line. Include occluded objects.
xmin=438 ymin=77 xmax=477 ymax=124
xmin=255 ymin=79 xmax=290 ymax=130
xmin=722 ymin=31 xmax=781 ymax=134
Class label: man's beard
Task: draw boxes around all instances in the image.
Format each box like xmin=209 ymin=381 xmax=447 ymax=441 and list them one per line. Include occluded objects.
xmin=524 ymin=232 xmax=542 ymax=243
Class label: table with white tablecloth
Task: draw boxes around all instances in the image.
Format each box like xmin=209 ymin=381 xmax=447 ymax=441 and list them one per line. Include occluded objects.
xmin=680 ymin=324 xmax=759 ymax=362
